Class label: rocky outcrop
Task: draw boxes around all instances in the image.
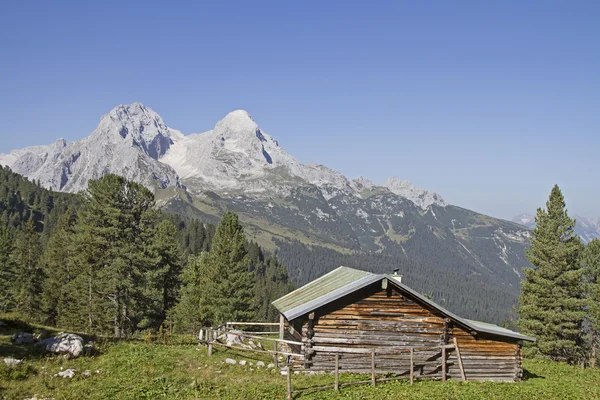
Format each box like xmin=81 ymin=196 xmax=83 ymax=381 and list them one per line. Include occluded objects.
xmin=36 ymin=333 xmax=84 ymax=358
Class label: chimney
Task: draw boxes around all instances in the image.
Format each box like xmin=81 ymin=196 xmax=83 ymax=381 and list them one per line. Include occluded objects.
xmin=391 ymin=269 xmax=402 ymax=284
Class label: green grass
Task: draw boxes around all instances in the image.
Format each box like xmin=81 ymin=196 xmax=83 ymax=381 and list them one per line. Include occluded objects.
xmin=1 ymin=320 xmax=599 ymax=399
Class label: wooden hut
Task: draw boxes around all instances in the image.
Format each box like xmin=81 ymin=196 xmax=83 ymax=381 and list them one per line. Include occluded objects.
xmin=272 ymin=266 xmax=534 ymax=382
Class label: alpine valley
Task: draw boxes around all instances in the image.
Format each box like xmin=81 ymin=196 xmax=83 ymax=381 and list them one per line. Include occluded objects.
xmin=0 ymin=103 xmax=533 ymax=324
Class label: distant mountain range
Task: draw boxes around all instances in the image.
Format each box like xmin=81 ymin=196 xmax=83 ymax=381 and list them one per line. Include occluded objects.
xmin=512 ymin=213 xmax=600 ymax=244
xmin=0 ymin=103 xmax=535 ymax=323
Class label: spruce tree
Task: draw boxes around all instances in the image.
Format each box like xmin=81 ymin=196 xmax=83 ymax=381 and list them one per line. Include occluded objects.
xmin=518 ymin=185 xmax=585 ymax=363
xmin=0 ymin=226 xmax=15 ymax=313
xmin=172 ymin=252 xmax=211 ymax=333
xmin=13 ymin=219 xmax=43 ymax=320
xmin=583 ymin=239 xmax=600 ymax=367
xmin=145 ymin=219 xmax=182 ymax=328
xmin=73 ymin=174 xmax=157 ymax=336
xmin=203 ymin=212 xmax=255 ymax=325
xmin=41 ymin=207 xmax=77 ymax=326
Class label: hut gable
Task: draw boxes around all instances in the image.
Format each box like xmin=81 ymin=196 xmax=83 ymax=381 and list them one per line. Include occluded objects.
xmin=273 ymin=266 xmax=534 ymax=382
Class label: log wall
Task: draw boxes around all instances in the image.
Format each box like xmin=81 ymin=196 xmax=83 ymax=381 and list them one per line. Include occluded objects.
xmin=284 ymin=281 xmax=522 ymax=381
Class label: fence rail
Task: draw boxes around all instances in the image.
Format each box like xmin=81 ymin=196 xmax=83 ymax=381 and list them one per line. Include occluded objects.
xmin=199 ymin=322 xmax=467 ymax=399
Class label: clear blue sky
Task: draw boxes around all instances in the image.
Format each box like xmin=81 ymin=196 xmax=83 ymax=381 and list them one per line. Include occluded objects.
xmin=1 ymin=1 xmax=598 ymax=220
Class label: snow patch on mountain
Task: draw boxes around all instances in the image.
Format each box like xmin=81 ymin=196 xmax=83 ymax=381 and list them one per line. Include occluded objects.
xmin=0 ymin=103 xmax=180 ymax=192
xmin=1 ymin=103 xmax=448 ymax=211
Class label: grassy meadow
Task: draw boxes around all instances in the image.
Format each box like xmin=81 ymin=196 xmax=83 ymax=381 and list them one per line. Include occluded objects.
xmin=1 ymin=318 xmax=599 ymax=400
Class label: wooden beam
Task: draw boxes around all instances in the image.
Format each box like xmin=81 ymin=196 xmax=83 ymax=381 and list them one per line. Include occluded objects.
xmin=371 ymin=350 xmax=376 ymax=387
xmin=441 ymin=345 xmax=446 ymax=381
xmin=287 ymin=364 xmax=292 ymax=400
xmin=453 ymin=337 xmax=467 ymax=381
xmin=280 ymin=314 xmax=285 ymax=340
xmin=410 ymin=348 xmax=414 ymax=384
xmin=334 ymin=353 xmax=340 ymax=391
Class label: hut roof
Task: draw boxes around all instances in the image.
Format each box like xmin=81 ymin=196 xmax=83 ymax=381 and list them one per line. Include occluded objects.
xmin=272 ymin=266 xmax=534 ymax=342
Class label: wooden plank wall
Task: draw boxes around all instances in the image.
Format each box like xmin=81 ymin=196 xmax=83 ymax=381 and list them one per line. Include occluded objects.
xmin=285 ymin=282 xmax=522 ymax=381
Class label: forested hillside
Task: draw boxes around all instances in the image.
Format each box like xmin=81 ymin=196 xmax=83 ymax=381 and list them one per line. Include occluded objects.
xmin=0 ymin=166 xmax=291 ymax=336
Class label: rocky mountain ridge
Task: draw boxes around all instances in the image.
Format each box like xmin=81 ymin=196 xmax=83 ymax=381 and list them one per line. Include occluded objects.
xmin=1 ymin=103 xmax=534 ymax=322
xmin=513 ymin=213 xmax=600 ymax=244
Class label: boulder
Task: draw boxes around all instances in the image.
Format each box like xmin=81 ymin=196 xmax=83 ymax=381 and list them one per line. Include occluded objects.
xmin=256 ymin=361 xmax=265 ymax=368
xmin=239 ymin=360 xmax=247 ymax=366
xmin=225 ymin=358 xmax=237 ymax=365
xmin=3 ymin=357 xmax=23 ymax=367
xmin=267 ymin=363 xmax=275 ymax=369
xmin=36 ymin=333 xmax=84 ymax=358
xmin=11 ymin=332 xmax=35 ymax=345
xmin=219 ymin=330 xmax=244 ymax=346
xmin=56 ymin=369 xmax=76 ymax=378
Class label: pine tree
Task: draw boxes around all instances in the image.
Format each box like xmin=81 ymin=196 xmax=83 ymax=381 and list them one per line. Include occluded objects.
xmin=73 ymin=174 xmax=157 ymax=336
xmin=13 ymin=219 xmax=43 ymax=320
xmin=0 ymin=226 xmax=15 ymax=313
xmin=518 ymin=185 xmax=585 ymax=363
xmin=202 ymin=212 xmax=255 ymax=325
xmin=171 ymin=252 xmax=211 ymax=333
xmin=41 ymin=207 xmax=77 ymax=326
xmin=145 ymin=219 xmax=182 ymax=328
xmin=583 ymin=239 xmax=600 ymax=367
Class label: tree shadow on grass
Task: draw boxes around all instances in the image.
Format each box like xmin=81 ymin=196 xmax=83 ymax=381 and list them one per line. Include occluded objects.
xmin=522 ymin=368 xmax=545 ymax=380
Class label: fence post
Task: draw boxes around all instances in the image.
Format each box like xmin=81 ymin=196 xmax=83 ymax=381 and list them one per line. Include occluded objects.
xmin=441 ymin=345 xmax=446 ymax=381
xmin=274 ymin=340 xmax=279 ymax=368
xmin=410 ymin=348 xmax=414 ymax=384
xmin=207 ymin=329 xmax=213 ymax=357
xmin=287 ymin=363 xmax=293 ymax=400
xmin=371 ymin=350 xmax=376 ymax=387
xmin=334 ymin=353 xmax=339 ymax=391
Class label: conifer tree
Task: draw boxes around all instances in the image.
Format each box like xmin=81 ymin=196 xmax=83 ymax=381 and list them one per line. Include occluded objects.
xmin=0 ymin=226 xmax=15 ymax=313
xmin=583 ymin=239 xmax=600 ymax=367
xmin=518 ymin=185 xmax=585 ymax=363
xmin=171 ymin=252 xmax=211 ymax=333
xmin=41 ymin=207 xmax=77 ymax=326
xmin=13 ymin=219 xmax=43 ymax=320
xmin=145 ymin=219 xmax=182 ymax=328
xmin=74 ymin=174 xmax=157 ymax=336
xmin=203 ymin=212 xmax=255 ymax=325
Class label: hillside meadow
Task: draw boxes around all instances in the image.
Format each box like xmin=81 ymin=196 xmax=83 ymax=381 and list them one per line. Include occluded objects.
xmin=1 ymin=318 xmax=599 ymax=400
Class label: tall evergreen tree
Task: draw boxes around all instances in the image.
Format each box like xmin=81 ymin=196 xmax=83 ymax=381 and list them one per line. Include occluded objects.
xmin=518 ymin=185 xmax=585 ymax=363
xmin=145 ymin=219 xmax=182 ymax=328
xmin=171 ymin=252 xmax=211 ymax=333
xmin=0 ymin=226 xmax=15 ymax=313
xmin=41 ymin=207 xmax=77 ymax=326
xmin=583 ymin=239 xmax=600 ymax=367
xmin=202 ymin=212 xmax=255 ymax=325
xmin=73 ymin=174 xmax=157 ymax=336
xmin=13 ymin=219 xmax=43 ymax=320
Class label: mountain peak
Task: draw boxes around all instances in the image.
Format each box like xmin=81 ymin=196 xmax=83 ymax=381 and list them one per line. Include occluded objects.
xmin=384 ymin=177 xmax=447 ymax=210
xmin=215 ymin=109 xmax=257 ymax=135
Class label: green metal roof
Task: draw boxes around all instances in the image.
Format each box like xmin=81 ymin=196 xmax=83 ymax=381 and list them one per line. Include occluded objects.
xmin=272 ymin=266 xmax=535 ymax=342
xmin=272 ymin=266 xmax=374 ymax=317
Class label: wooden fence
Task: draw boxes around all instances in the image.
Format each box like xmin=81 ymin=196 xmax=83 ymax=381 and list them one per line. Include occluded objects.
xmin=199 ymin=323 xmax=467 ymax=399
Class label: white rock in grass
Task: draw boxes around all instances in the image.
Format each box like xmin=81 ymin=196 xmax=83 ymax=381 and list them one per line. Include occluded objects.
xmin=267 ymin=363 xmax=275 ymax=369
xmin=256 ymin=361 xmax=265 ymax=368
xmin=56 ymin=369 xmax=76 ymax=378
xmin=36 ymin=333 xmax=84 ymax=358
xmin=225 ymin=358 xmax=237 ymax=365
xmin=3 ymin=357 xmax=23 ymax=367
xmin=239 ymin=360 xmax=247 ymax=366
